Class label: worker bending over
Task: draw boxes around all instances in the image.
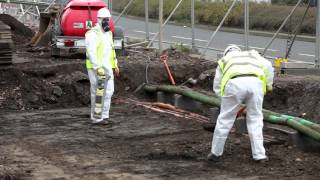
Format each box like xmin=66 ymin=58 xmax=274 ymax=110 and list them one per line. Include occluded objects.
xmin=85 ymin=8 xmax=120 ymax=125
xmin=208 ymin=45 xmax=274 ymax=162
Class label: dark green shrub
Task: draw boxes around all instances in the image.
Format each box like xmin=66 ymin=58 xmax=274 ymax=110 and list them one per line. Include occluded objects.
xmin=112 ymin=1 xmax=316 ymax=35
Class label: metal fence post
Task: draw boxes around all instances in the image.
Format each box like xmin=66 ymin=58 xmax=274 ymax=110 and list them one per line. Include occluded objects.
xmin=159 ymin=0 xmax=163 ymax=53
xmin=191 ymin=0 xmax=195 ymax=52
xmin=145 ymin=0 xmax=149 ymax=41
xmin=147 ymin=0 xmax=184 ymax=47
xmin=108 ymin=0 xmax=112 ymax=13
xmin=244 ymin=0 xmax=249 ymax=50
xmin=114 ymin=0 xmax=135 ymax=24
xmin=316 ymin=0 xmax=320 ymax=68
xmin=262 ymin=0 xmax=303 ymax=55
xmin=201 ymin=0 xmax=237 ymax=58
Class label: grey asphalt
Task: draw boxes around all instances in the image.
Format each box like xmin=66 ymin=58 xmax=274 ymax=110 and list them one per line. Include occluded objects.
xmin=114 ymin=15 xmax=315 ymax=64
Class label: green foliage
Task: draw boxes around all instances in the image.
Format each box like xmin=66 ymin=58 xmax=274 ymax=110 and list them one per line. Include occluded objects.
xmin=112 ymin=1 xmax=316 ymax=35
xmin=171 ymin=42 xmax=191 ymax=53
xmin=271 ymin=0 xmax=310 ymax=5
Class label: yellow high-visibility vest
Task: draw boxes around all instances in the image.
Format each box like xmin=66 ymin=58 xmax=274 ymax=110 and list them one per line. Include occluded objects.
xmin=85 ymin=26 xmax=117 ymax=69
xmin=218 ymin=51 xmax=269 ymax=96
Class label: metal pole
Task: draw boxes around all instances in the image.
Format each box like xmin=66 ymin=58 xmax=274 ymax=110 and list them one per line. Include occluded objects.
xmin=191 ymin=0 xmax=195 ymax=52
xmin=244 ymin=0 xmax=249 ymax=50
xmin=18 ymin=5 xmax=32 ymax=20
xmin=159 ymin=0 xmax=163 ymax=53
xmin=106 ymin=0 xmax=111 ymax=12
xmin=262 ymin=0 xmax=303 ymax=55
xmin=145 ymin=0 xmax=149 ymax=41
xmin=109 ymin=0 xmax=112 ymax=13
xmin=114 ymin=0 xmax=135 ymax=24
xmin=148 ymin=0 xmax=184 ymax=47
xmin=201 ymin=0 xmax=237 ymax=58
xmin=316 ymin=0 xmax=320 ymax=68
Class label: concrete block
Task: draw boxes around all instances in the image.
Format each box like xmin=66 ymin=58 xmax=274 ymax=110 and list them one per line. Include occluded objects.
xmin=289 ymin=133 xmax=320 ymax=153
xmin=266 ymin=123 xmax=320 ymax=153
xmin=156 ymin=92 xmax=175 ymax=105
xmin=157 ymin=92 xmax=176 ymax=105
xmin=174 ymin=94 xmax=202 ymax=113
xmin=209 ymin=107 xmax=220 ymax=124
xmin=234 ymin=117 xmax=247 ymax=134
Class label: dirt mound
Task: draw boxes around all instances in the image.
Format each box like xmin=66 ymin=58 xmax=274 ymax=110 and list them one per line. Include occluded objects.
xmin=2 ymin=47 xmax=320 ymax=124
xmin=0 ymin=61 xmax=89 ymax=110
xmin=0 ymin=48 xmax=215 ymax=111
xmin=265 ymin=76 xmax=320 ymax=123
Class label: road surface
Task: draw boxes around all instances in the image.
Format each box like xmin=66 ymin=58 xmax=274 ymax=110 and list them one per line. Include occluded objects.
xmin=115 ymin=15 xmax=315 ymax=65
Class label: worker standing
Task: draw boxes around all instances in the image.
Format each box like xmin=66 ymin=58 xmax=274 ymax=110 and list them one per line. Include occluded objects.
xmin=207 ymin=45 xmax=274 ymax=162
xmin=85 ymin=8 xmax=120 ymax=125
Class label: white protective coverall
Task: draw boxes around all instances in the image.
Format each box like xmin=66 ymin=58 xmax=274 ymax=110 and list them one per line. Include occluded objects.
xmin=211 ymin=50 xmax=274 ymax=160
xmin=85 ymin=24 xmax=115 ymax=123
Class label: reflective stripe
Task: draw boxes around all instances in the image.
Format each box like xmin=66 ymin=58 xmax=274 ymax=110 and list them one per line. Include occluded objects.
xmin=222 ymin=54 xmax=259 ymax=65
xmin=85 ymin=27 xmax=117 ymax=69
xmin=222 ymin=62 xmax=263 ymax=77
xmin=218 ymin=53 xmax=268 ymax=96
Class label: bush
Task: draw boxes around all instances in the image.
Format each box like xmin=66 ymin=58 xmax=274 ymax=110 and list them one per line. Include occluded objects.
xmin=112 ymin=1 xmax=316 ymax=35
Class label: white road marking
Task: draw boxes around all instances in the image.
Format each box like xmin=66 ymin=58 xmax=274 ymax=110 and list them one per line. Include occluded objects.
xmin=134 ymin=30 xmax=156 ymax=35
xmin=133 ymin=30 xmax=314 ymax=60
xmin=299 ymin=53 xmax=315 ymax=57
xmin=171 ymin=35 xmax=208 ymax=42
xmin=228 ymin=44 xmax=279 ymax=52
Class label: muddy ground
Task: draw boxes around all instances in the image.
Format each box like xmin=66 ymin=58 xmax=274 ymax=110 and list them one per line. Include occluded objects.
xmin=0 ymin=23 xmax=320 ymax=179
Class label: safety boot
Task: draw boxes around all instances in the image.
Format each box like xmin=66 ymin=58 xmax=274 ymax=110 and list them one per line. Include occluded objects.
xmin=254 ymin=157 xmax=269 ymax=163
xmin=207 ymin=153 xmax=221 ymax=162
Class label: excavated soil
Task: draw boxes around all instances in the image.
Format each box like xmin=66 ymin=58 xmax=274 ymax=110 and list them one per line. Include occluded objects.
xmin=0 ymin=21 xmax=320 ymax=179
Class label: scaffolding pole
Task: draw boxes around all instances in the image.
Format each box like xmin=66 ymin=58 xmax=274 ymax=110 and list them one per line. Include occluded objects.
xmin=147 ymin=0 xmax=184 ymax=48
xmin=200 ymin=0 xmax=237 ymax=58
xmin=108 ymin=0 xmax=112 ymax=13
xmin=114 ymin=0 xmax=135 ymax=24
xmin=262 ymin=0 xmax=303 ymax=55
xmin=145 ymin=0 xmax=149 ymax=41
xmin=191 ymin=0 xmax=195 ymax=51
xmin=159 ymin=0 xmax=163 ymax=53
xmin=244 ymin=0 xmax=249 ymax=50
xmin=316 ymin=0 xmax=320 ymax=68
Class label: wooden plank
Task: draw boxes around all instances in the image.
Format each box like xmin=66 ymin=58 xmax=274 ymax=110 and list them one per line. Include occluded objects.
xmin=0 ymin=31 xmax=11 ymax=34
xmin=0 ymin=47 xmax=12 ymax=50
xmin=0 ymin=43 xmax=13 ymax=49
xmin=0 ymin=56 xmax=12 ymax=60
xmin=0 ymin=61 xmax=12 ymax=65
xmin=0 ymin=53 xmax=12 ymax=57
xmin=0 ymin=35 xmax=12 ymax=39
xmin=0 ymin=40 xmax=13 ymax=44
xmin=0 ymin=49 xmax=12 ymax=54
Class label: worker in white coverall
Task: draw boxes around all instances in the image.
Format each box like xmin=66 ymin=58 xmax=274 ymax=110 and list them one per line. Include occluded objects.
xmin=85 ymin=8 xmax=120 ymax=125
xmin=207 ymin=45 xmax=274 ymax=162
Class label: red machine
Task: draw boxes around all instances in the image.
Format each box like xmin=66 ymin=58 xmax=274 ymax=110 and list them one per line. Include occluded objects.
xmin=60 ymin=0 xmax=115 ymax=36
xmin=31 ymin=0 xmax=124 ymax=57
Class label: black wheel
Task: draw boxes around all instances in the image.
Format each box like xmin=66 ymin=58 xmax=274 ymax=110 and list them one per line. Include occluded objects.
xmin=114 ymin=26 xmax=125 ymax=56
xmin=114 ymin=26 xmax=124 ymax=39
xmin=51 ymin=47 xmax=60 ymax=57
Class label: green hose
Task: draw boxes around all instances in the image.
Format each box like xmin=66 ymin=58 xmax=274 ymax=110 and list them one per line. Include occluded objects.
xmin=143 ymin=84 xmax=320 ymax=141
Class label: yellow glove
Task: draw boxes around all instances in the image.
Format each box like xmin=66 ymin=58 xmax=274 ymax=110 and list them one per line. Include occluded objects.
xmin=97 ymin=68 xmax=105 ymax=76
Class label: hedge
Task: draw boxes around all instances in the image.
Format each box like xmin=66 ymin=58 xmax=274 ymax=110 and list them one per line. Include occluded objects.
xmin=112 ymin=0 xmax=316 ymax=35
